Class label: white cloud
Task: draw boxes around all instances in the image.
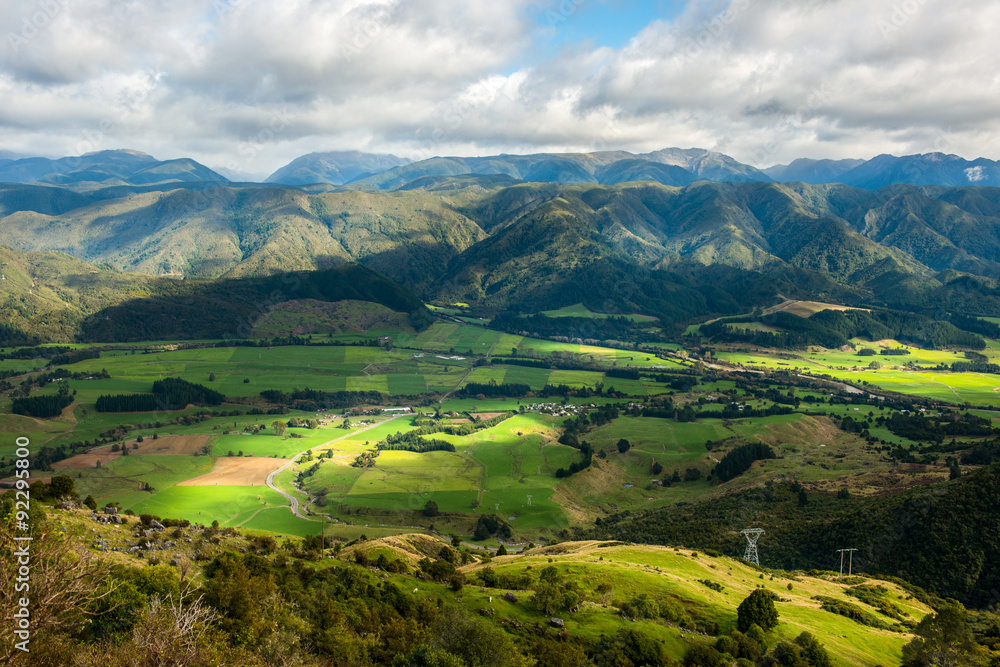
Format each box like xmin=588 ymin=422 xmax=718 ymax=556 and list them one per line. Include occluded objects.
xmin=1 ymin=0 xmax=999 ymax=173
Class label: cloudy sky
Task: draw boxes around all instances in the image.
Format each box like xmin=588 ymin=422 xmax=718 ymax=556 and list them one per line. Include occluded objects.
xmin=2 ymin=0 xmax=997 ymax=178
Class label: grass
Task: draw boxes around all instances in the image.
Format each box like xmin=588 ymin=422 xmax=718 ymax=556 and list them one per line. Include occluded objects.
xmin=451 ymin=540 xmax=928 ymax=666
xmin=59 ymin=344 xmax=469 ymax=397
xmin=302 ymin=413 xmax=578 ymax=537
xmin=70 ymin=455 xmax=214 ymax=501
xmin=128 ymin=485 xmax=294 ymax=528
xmin=713 ymin=343 xmax=1000 ymax=407
xmin=541 ymin=303 xmax=657 ymax=322
xmin=8 ymin=324 xmax=1000 ymax=543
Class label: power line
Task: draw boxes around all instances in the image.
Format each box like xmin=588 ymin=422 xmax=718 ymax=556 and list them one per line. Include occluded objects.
xmin=741 ymin=528 xmax=764 ymax=567
xmin=837 ymin=548 xmax=858 ymax=576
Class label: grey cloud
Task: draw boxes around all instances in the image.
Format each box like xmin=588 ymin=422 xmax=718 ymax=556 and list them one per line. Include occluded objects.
xmin=1 ymin=0 xmax=998 ymax=172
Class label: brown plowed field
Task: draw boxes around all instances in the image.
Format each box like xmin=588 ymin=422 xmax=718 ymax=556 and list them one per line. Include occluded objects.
xmin=177 ymin=457 xmax=281 ymax=487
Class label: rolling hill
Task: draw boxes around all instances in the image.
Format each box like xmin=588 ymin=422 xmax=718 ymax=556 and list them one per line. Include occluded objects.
xmin=0 ymin=247 xmax=430 ymax=343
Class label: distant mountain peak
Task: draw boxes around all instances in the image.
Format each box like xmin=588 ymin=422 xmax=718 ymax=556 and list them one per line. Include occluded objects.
xmin=80 ymin=148 xmax=155 ymax=159
xmin=0 ymin=150 xmax=227 ymax=188
xmin=265 ymin=150 xmax=413 ymax=186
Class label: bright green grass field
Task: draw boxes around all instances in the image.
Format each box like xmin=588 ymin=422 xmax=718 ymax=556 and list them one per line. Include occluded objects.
xmin=233 ymin=506 xmax=318 ymax=537
xmin=308 ymin=413 xmax=577 ymax=534
xmin=70 ymin=455 xmax=214 ymax=501
xmin=129 ymin=485 xmax=301 ymax=529
xmin=211 ymin=427 xmax=338 ymax=458
xmin=302 ymin=461 xmax=365 ymax=495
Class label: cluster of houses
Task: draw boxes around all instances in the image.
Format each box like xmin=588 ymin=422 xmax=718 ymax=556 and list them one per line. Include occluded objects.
xmin=520 ymin=402 xmax=596 ymax=417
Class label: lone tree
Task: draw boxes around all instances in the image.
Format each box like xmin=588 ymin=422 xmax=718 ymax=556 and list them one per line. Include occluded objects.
xmin=271 ymin=420 xmax=287 ymax=437
xmin=737 ymin=588 xmax=779 ymax=632
xmin=49 ymin=474 xmax=76 ymax=499
xmin=422 ymin=500 xmax=439 ymax=518
xmin=617 ymin=438 xmax=631 ymax=454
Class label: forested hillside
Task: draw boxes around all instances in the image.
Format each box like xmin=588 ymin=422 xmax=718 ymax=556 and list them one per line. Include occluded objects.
xmin=0 ymin=248 xmax=430 ymax=343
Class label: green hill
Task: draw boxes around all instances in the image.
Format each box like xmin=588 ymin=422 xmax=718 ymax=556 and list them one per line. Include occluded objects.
xmin=589 ymin=462 xmax=1000 ymax=609
xmin=0 ymin=247 xmax=430 ymax=343
xmin=9 ymin=502 xmax=966 ymax=667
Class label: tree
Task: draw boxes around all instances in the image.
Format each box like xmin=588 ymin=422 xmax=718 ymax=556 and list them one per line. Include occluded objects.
xmin=83 ymin=495 xmax=97 ymax=511
xmin=49 ymin=474 xmax=75 ymax=499
xmin=793 ymin=632 xmax=833 ymax=667
xmin=902 ymin=605 xmax=987 ymax=667
xmin=430 ymin=607 xmax=529 ymax=666
xmin=422 ymin=500 xmax=439 ymax=518
xmin=0 ymin=513 xmax=124 ymax=664
xmin=271 ymin=420 xmax=287 ymax=437
xmin=737 ymin=589 xmax=779 ymax=632
xmin=496 ymin=544 xmax=507 ymax=556
xmin=617 ymin=438 xmax=631 ymax=453
xmin=208 ymin=372 xmax=215 ymax=381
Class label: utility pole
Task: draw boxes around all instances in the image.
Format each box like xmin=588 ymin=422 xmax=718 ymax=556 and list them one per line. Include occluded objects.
xmin=837 ymin=548 xmax=858 ymax=576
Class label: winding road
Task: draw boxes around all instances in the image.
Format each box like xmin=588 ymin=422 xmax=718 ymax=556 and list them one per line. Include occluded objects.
xmin=265 ymin=414 xmax=408 ymax=519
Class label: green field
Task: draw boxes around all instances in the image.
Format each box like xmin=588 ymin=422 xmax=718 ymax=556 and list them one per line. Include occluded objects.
xmin=129 ymin=485 xmax=302 ymax=529
xmin=71 ymin=455 xmax=213 ymax=501
xmin=6 ymin=319 xmax=1000 ymax=541
xmin=298 ymin=413 xmax=578 ymax=536
xmin=541 ymin=303 xmax=657 ymax=322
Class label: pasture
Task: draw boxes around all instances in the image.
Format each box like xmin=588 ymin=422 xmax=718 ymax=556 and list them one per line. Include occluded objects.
xmin=541 ymin=303 xmax=657 ymax=322
xmin=5 ymin=315 xmax=1000 ymax=542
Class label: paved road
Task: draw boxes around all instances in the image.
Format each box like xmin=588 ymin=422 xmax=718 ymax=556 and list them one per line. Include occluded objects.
xmin=265 ymin=415 xmax=407 ymax=519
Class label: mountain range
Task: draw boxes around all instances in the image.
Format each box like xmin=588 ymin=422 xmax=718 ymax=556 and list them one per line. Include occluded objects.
xmin=4 ymin=145 xmax=1000 ymax=343
xmin=6 ymin=147 xmax=1000 ymax=191
xmin=262 ymin=147 xmax=1000 ymax=190
xmin=4 ymin=169 xmax=1000 ymax=343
